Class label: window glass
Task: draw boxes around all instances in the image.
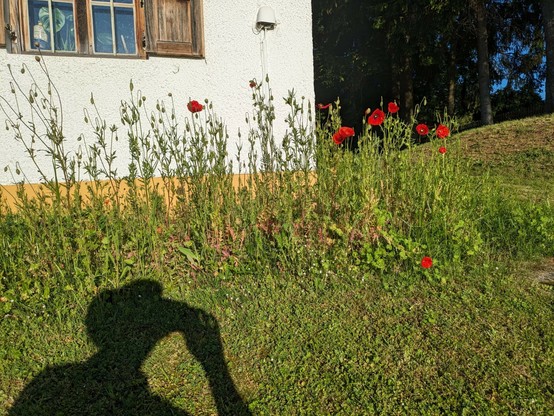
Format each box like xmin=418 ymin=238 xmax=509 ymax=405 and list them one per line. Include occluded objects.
xmin=91 ymin=1 xmax=136 ymax=55
xmin=92 ymin=5 xmax=112 ymax=53
xmin=114 ymin=7 xmax=136 ymax=54
xmin=28 ymin=0 xmax=76 ymax=51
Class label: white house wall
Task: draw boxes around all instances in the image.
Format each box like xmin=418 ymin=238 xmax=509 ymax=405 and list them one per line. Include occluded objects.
xmin=0 ymin=0 xmax=314 ymax=185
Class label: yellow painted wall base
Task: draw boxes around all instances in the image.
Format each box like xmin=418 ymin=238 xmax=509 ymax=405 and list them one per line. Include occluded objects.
xmin=0 ymin=173 xmax=316 ymax=212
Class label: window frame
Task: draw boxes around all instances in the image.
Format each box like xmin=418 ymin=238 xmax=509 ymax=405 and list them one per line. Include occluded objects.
xmin=1 ymin=0 xmax=204 ymax=58
xmin=1 ymin=0 xmax=6 ymax=45
xmin=22 ymin=0 xmax=79 ymax=53
xmin=87 ymin=0 xmax=143 ymax=56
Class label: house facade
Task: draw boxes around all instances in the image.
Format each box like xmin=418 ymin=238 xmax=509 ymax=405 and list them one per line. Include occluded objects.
xmin=0 ymin=0 xmax=314 ymax=185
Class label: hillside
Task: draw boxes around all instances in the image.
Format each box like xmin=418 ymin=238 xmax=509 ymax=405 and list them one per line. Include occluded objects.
xmin=457 ymin=114 xmax=554 ymax=201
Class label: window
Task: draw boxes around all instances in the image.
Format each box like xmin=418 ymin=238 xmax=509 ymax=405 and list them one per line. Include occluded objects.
xmin=27 ymin=0 xmax=78 ymax=52
xmin=89 ymin=0 xmax=137 ymax=55
xmin=1 ymin=0 xmax=204 ymax=57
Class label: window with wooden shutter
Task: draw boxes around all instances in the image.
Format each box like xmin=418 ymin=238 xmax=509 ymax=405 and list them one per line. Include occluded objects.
xmin=144 ymin=0 xmax=203 ymax=57
xmin=2 ymin=0 xmax=203 ymax=58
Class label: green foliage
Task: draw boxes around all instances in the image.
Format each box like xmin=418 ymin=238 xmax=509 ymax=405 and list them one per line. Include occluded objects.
xmin=312 ymin=0 xmax=546 ymax=127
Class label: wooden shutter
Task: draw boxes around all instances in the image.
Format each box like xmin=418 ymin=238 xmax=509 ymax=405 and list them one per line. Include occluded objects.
xmin=6 ymin=0 xmax=22 ymax=53
xmin=144 ymin=0 xmax=204 ymax=57
xmin=0 ymin=0 xmax=5 ymax=46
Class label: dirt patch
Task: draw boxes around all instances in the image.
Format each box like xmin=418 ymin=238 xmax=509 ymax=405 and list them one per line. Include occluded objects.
xmin=529 ymin=257 xmax=554 ymax=286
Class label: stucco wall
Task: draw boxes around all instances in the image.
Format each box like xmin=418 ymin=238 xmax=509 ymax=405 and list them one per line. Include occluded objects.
xmin=0 ymin=0 xmax=314 ymax=185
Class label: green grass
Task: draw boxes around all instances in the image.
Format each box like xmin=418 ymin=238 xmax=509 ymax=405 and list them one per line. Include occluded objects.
xmin=459 ymin=114 xmax=554 ymax=202
xmin=2 ymin=253 xmax=552 ymax=415
xmin=0 ymin=64 xmax=553 ymax=414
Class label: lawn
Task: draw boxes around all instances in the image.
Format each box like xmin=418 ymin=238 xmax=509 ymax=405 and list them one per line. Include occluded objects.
xmin=0 ymin=82 xmax=553 ymax=415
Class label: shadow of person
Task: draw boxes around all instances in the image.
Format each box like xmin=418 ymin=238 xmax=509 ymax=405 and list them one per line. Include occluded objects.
xmin=8 ymin=279 xmax=252 ymax=415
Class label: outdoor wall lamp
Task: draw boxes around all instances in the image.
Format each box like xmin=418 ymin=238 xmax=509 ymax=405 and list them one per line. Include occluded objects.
xmin=255 ymin=6 xmax=276 ymax=32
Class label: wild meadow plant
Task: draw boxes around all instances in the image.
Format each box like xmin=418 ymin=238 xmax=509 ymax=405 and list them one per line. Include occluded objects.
xmin=0 ymin=57 xmax=553 ymax=315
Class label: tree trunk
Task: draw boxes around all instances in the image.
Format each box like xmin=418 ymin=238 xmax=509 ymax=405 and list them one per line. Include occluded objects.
xmin=400 ymin=53 xmax=414 ymax=120
xmin=391 ymin=55 xmax=401 ymax=106
xmin=397 ymin=8 xmax=415 ymax=121
xmin=447 ymin=43 xmax=457 ymax=116
xmin=543 ymin=0 xmax=554 ymax=113
xmin=389 ymin=46 xmax=413 ymax=121
xmin=471 ymin=0 xmax=494 ymax=125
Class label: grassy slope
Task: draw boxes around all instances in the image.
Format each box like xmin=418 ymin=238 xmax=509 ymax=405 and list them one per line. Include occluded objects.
xmin=458 ymin=114 xmax=554 ymax=202
xmin=1 ymin=116 xmax=553 ymax=415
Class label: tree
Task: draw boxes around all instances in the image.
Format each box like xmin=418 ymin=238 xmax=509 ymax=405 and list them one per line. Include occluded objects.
xmin=312 ymin=0 xmax=546 ymax=126
xmin=493 ymin=2 xmax=544 ymax=93
xmin=470 ymin=0 xmax=494 ymax=125
xmin=543 ymin=0 xmax=554 ymax=112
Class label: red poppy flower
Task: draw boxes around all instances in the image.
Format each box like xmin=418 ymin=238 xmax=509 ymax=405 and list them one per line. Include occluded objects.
xmin=421 ymin=256 xmax=433 ymax=269
xmin=438 ymin=146 xmax=447 ymax=154
xmin=388 ymin=102 xmax=400 ymax=114
xmin=416 ymin=124 xmax=429 ymax=136
xmin=368 ymin=109 xmax=385 ymax=126
xmin=187 ymin=100 xmax=204 ymax=113
xmin=317 ymin=103 xmax=332 ymax=110
xmin=436 ymin=124 xmax=450 ymax=139
xmin=249 ymin=80 xmax=257 ymax=88
xmin=332 ymin=126 xmax=355 ymax=145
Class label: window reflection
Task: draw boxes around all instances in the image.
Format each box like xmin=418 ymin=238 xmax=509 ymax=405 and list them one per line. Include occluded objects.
xmin=28 ymin=0 xmax=76 ymax=52
xmin=91 ymin=1 xmax=137 ymax=55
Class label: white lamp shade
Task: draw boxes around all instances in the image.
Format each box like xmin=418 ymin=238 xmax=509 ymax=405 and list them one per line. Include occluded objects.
xmin=256 ymin=6 xmax=276 ymax=29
